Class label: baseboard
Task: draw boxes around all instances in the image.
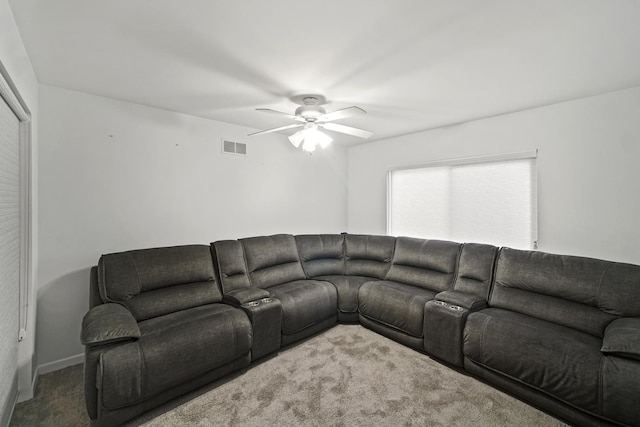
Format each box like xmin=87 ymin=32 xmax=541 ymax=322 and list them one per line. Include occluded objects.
xmin=37 ymin=353 xmax=83 ymax=376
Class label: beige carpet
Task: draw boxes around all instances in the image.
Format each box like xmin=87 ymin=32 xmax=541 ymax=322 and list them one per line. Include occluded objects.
xmin=12 ymin=324 xmax=566 ymax=426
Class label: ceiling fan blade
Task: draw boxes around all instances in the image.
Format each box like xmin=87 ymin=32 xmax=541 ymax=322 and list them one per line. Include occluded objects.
xmin=317 ymin=106 xmax=366 ymax=122
xmin=256 ymin=108 xmax=305 ymax=122
xmin=248 ymin=123 xmax=302 ymax=137
xmin=321 ymin=122 xmax=373 ymax=139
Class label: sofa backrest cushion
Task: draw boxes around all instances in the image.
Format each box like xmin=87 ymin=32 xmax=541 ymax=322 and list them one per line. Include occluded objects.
xmin=491 ymin=248 xmax=640 ymax=337
xmin=240 ymin=234 xmax=306 ymax=288
xmin=345 ymin=234 xmax=396 ymax=279
xmin=211 ymin=240 xmax=251 ymax=293
xmin=98 ymin=245 xmax=221 ymax=321
xmin=295 ymin=234 xmax=345 ymax=277
xmin=385 ymin=237 xmax=461 ymax=291
xmin=453 ymin=243 xmax=499 ymax=298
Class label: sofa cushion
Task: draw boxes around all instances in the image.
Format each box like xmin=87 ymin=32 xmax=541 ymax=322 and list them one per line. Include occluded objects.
xmin=453 ymin=243 xmax=498 ymax=298
xmin=601 ymin=356 xmax=640 ymax=426
xmin=211 ymin=240 xmax=251 ymax=293
xmin=315 ymin=275 xmax=374 ymax=313
xmin=385 ymin=237 xmax=460 ymax=291
xmin=464 ymin=308 xmax=602 ymax=413
xmin=601 ymin=317 xmax=640 ymax=360
xmin=359 ymin=281 xmax=437 ymax=338
xmin=295 ymin=234 xmax=345 ymax=277
xmin=267 ymin=280 xmax=337 ymax=335
xmin=490 ymin=248 xmax=626 ymax=337
xmin=345 ymin=234 xmax=396 ymax=279
xmin=100 ymin=304 xmax=251 ymax=410
xmin=98 ymin=245 xmax=222 ymax=321
xmin=241 ymin=234 xmax=306 ymax=288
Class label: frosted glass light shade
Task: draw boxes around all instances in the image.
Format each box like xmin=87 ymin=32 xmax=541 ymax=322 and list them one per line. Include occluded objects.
xmin=288 ymin=131 xmax=304 ymax=148
xmin=290 ymin=126 xmax=332 ymax=152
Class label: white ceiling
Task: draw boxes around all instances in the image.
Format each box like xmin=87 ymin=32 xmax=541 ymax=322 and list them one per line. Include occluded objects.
xmin=9 ymin=0 xmax=640 ymax=145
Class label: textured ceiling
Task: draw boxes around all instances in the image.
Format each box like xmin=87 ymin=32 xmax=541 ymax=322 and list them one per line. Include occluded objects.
xmin=9 ymin=0 xmax=640 ymax=145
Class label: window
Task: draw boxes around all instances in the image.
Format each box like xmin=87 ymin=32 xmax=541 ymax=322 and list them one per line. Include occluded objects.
xmin=388 ymin=152 xmax=537 ymax=249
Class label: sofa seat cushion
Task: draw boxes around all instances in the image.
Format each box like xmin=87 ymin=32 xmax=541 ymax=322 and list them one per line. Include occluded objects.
xmin=100 ymin=304 xmax=251 ymax=410
xmin=315 ymin=275 xmax=378 ymax=313
xmin=267 ymin=280 xmax=337 ymax=335
xmin=359 ymin=281 xmax=437 ymax=338
xmin=464 ymin=308 xmax=603 ymax=413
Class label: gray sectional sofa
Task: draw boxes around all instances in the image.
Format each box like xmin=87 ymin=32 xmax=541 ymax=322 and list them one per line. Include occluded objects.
xmin=81 ymin=233 xmax=640 ymax=426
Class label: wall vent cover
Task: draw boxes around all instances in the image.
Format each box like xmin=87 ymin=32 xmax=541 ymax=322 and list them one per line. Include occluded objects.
xmin=222 ymin=139 xmax=247 ymax=156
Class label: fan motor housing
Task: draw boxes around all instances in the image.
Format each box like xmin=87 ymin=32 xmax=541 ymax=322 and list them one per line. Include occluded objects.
xmin=295 ymin=105 xmax=326 ymax=120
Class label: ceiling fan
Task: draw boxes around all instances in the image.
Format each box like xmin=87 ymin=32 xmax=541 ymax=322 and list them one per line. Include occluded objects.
xmin=248 ymin=94 xmax=373 ymax=152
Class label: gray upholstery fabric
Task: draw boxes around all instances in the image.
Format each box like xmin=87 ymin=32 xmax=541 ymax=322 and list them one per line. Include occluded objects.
xmin=359 ymin=315 xmax=425 ymax=350
xmin=81 ymin=303 xmax=140 ymax=346
xmin=211 ymin=240 xmax=251 ymax=293
xmin=223 ymin=288 xmax=271 ymax=306
xmin=268 ymin=279 xmax=338 ymax=336
xmin=601 ymin=356 xmax=640 ymax=426
xmin=100 ymin=304 xmax=251 ymax=410
xmin=359 ymin=281 xmax=436 ymax=338
xmin=295 ymin=234 xmax=345 ymax=277
xmin=345 ymin=234 xmax=396 ymax=278
xmin=314 ymin=275 xmax=373 ymax=314
xmin=464 ymin=308 xmax=602 ymax=413
xmin=385 ymin=237 xmax=460 ymax=291
xmin=98 ymin=245 xmax=222 ymax=321
xmin=96 ymin=355 xmax=250 ymax=427
xmin=99 ymin=245 xmax=217 ymax=299
xmin=240 ymin=298 xmax=282 ymax=360
xmin=122 ymin=281 xmax=223 ymax=321
xmin=423 ymin=300 xmax=469 ymax=366
xmin=280 ymin=316 xmax=338 ymax=347
xmin=240 ymin=234 xmax=306 ymax=288
xmin=601 ymin=317 xmax=640 ymax=360
xmin=598 ymin=262 xmax=640 ymax=317
xmin=463 ymin=357 xmax=610 ymax=427
xmin=453 ymin=243 xmax=498 ymax=298
xmin=89 ymin=266 xmax=102 ymax=308
xmin=434 ymin=290 xmax=487 ymax=311
xmin=491 ymin=248 xmax=623 ymax=337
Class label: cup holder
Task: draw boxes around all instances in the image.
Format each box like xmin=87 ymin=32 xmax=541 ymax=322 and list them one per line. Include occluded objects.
xmin=245 ymin=301 xmax=260 ymax=307
xmin=260 ymin=298 xmax=273 ymax=304
xmin=449 ymin=305 xmax=463 ymax=311
xmin=434 ymin=300 xmax=447 ymax=306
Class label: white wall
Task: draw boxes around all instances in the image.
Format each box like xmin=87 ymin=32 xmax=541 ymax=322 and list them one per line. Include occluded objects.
xmin=348 ymin=86 xmax=640 ymax=265
xmin=0 ymin=0 xmax=39 ymax=413
xmin=37 ymin=85 xmax=348 ymax=367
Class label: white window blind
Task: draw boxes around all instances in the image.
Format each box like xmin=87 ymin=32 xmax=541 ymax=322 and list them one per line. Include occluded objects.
xmin=0 ymin=92 xmax=20 ymax=416
xmin=388 ymin=152 xmax=537 ymax=249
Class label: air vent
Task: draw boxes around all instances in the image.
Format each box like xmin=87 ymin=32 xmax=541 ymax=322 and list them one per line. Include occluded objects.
xmin=222 ymin=139 xmax=247 ymax=156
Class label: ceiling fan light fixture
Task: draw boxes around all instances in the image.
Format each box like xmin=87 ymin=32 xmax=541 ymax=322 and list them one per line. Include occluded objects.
xmin=296 ymin=126 xmax=332 ymax=152
xmin=288 ymin=131 xmax=304 ymax=148
xmin=251 ymin=94 xmax=372 ymax=149
xmin=302 ymin=138 xmax=317 ymax=152
xmin=315 ymin=129 xmax=333 ymax=149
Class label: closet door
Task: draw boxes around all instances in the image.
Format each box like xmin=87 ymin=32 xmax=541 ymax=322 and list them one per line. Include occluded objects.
xmin=0 ymin=92 xmax=20 ymax=412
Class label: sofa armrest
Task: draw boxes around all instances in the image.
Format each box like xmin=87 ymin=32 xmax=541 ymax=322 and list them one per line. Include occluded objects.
xmin=223 ymin=288 xmax=271 ymax=306
xmin=601 ymin=318 xmax=640 ymax=361
xmin=435 ymin=290 xmax=487 ymax=311
xmin=81 ymin=303 xmax=140 ymax=347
